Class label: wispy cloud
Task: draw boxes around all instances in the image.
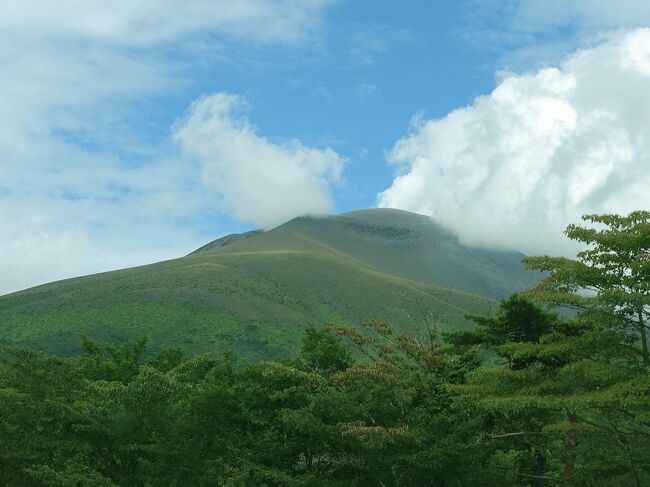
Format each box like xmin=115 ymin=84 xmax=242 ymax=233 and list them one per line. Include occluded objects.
xmin=0 ymin=0 xmax=339 ymax=295
xmin=348 ymin=28 xmax=413 ymax=65
xmin=357 ymin=83 xmax=380 ymax=98
xmin=461 ymin=0 xmax=650 ymax=69
xmin=510 ymin=0 xmax=650 ymax=32
xmin=0 ymin=1 xmax=338 ymax=46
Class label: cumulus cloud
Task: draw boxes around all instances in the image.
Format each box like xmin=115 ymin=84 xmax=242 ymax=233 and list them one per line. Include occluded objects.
xmin=0 ymin=0 xmax=338 ymax=295
xmin=379 ymin=29 xmax=650 ymax=256
xmin=174 ymin=93 xmax=345 ymax=228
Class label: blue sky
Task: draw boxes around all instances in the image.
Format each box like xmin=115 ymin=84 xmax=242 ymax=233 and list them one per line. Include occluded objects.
xmin=2 ymin=0 xmax=650 ymax=294
xmin=104 ymin=1 xmax=494 ymax=217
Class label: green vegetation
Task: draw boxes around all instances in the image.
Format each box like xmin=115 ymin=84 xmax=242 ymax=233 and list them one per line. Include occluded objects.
xmin=0 ymin=209 xmax=537 ymax=359
xmin=1 ymin=210 xmax=648 ymax=485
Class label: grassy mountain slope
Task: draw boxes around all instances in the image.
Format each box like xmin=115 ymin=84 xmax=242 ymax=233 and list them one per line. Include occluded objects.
xmin=0 ymin=209 xmax=538 ymax=360
xmin=199 ymin=208 xmax=538 ymax=300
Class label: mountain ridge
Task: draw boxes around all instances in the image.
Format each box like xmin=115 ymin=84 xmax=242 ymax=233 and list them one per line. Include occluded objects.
xmin=198 ymin=208 xmax=537 ymax=300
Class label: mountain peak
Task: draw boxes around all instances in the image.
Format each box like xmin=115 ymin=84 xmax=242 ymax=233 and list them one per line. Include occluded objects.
xmin=342 ymin=207 xmax=430 ymax=221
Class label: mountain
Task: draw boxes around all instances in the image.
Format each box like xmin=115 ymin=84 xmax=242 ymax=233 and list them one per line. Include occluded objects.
xmin=0 ymin=209 xmax=540 ymax=360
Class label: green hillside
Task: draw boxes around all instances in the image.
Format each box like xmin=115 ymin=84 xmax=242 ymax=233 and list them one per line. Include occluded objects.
xmin=0 ymin=209 xmax=539 ymax=360
xmin=205 ymin=208 xmax=538 ymax=300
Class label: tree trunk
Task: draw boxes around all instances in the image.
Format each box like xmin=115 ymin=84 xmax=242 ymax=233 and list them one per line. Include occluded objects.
xmin=638 ymin=307 xmax=649 ymax=366
xmin=533 ymin=447 xmax=546 ymax=487
xmin=563 ymin=412 xmax=578 ymax=484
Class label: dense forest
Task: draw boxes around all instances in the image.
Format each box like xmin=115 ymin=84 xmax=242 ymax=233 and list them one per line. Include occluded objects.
xmin=1 ymin=211 xmax=648 ymax=486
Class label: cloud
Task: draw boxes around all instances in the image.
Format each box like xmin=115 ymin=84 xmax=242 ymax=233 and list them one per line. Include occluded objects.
xmin=379 ymin=28 xmax=650 ymax=256
xmin=0 ymin=151 xmax=213 ymax=295
xmin=358 ymin=83 xmax=380 ymax=98
xmin=173 ymin=93 xmax=345 ymax=228
xmin=0 ymin=0 xmax=337 ymax=46
xmin=349 ymin=28 xmax=413 ymax=65
xmin=511 ymin=0 xmax=650 ymax=32
xmin=0 ymin=0 xmax=338 ymax=295
xmin=466 ymin=0 xmax=650 ymax=37
xmin=0 ymin=0 xmax=338 ymax=154
xmin=0 ymin=197 xmax=202 ymax=296
xmin=462 ymin=0 xmax=650 ymax=70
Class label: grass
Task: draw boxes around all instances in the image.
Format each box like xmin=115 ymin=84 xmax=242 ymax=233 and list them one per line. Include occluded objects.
xmin=0 ymin=209 xmax=538 ymax=361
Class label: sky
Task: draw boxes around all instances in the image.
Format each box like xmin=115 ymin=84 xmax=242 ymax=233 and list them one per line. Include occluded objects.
xmin=2 ymin=0 xmax=650 ymax=295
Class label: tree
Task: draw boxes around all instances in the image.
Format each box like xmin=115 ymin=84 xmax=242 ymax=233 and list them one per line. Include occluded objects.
xmin=298 ymin=325 xmax=352 ymax=375
xmin=523 ymin=211 xmax=650 ymax=366
xmin=448 ymin=211 xmax=650 ymax=486
xmin=328 ymin=320 xmax=508 ymax=486
xmin=448 ymin=292 xmax=650 ymax=486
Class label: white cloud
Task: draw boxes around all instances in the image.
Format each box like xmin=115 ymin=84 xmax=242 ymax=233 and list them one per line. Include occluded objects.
xmin=173 ymin=93 xmax=345 ymax=228
xmin=379 ymin=29 xmax=650 ymax=256
xmin=0 ymin=1 xmax=338 ymax=295
xmin=0 ymin=153 xmax=213 ymax=295
xmin=0 ymin=200 xmax=202 ymax=296
xmin=0 ymin=0 xmax=336 ymax=46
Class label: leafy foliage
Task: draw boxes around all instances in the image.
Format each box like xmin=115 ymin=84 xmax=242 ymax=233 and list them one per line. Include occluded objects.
xmin=523 ymin=211 xmax=650 ymax=365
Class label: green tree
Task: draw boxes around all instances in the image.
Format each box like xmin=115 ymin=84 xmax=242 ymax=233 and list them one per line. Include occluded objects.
xmin=297 ymin=325 xmax=352 ymax=375
xmin=448 ymin=211 xmax=650 ymax=486
xmin=523 ymin=211 xmax=650 ymax=366
xmin=328 ymin=320 xmax=508 ymax=486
